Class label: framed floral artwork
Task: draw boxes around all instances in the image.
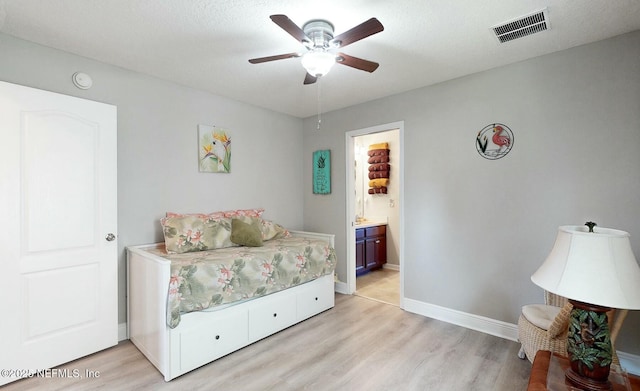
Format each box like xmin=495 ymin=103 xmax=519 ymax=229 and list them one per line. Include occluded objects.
xmin=198 ymin=124 xmax=231 ymax=173
xmin=313 ymin=149 xmax=331 ymax=194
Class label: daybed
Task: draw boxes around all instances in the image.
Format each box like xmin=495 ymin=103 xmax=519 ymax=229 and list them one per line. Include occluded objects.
xmin=127 ymin=209 xmax=336 ymax=381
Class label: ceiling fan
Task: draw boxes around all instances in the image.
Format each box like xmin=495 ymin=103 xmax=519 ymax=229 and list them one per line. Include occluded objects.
xmin=248 ymin=14 xmax=384 ymax=85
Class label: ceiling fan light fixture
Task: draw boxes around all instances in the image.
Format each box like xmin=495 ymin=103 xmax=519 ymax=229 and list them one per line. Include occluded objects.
xmin=301 ymin=51 xmax=336 ymax=77
xmin=249 ymin=15 xmax=384 ymax=85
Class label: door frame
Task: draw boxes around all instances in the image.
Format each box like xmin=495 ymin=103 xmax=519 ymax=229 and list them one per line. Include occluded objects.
xmin=345 ymin=121 xmax=405 ymax=308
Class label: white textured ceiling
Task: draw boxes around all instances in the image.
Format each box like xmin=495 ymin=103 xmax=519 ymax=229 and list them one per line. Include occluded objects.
xmin=0 ymin=0 xmax=639 ymax=118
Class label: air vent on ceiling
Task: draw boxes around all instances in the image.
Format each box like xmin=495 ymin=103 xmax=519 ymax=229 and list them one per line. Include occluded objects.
xmin=491 ymin=8 xmax=549 ymax=43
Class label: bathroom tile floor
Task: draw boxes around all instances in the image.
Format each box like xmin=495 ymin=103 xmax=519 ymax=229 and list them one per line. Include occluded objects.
xmin=355 ymin=268 xmax=400 ymax=306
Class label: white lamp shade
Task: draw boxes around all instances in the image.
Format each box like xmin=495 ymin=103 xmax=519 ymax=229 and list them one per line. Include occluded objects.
xmin=301 ymin=51 xmax=335 ymax=77
xmin=532 ymin=225 xmax=640 ymax=309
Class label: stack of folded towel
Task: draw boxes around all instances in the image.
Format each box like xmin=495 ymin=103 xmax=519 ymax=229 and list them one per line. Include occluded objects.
xmin=367 ymin=142 xmax=390 ymax=194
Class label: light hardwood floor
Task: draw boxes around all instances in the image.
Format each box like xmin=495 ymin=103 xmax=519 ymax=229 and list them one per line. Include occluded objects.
xmin=3 ymin=294 xmax=531 ymax=391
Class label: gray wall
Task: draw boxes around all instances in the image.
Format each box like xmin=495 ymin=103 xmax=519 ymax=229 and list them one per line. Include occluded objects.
xmin=303 ymin=31 xmax=640 ymax=354
xmin=0 ymin=33 xmax=305 ymax=326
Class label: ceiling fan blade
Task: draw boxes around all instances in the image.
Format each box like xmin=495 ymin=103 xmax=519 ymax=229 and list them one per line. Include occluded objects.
xmin=270 ymin=14 xmax=310 ymax=43
xmin=336 ymin=53 xmax=379 ymax=73
xmin=331 ymin=18 xmax=384 ymax=48
xmin=248 ymin=52 xmax=300 ymax=64
xmin=304 ymin=73 xmax=317 ymax=85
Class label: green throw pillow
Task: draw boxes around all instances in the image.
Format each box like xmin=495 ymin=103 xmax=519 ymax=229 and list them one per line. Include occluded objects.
xmin=230 ymin=218 xmax=263 ymax=247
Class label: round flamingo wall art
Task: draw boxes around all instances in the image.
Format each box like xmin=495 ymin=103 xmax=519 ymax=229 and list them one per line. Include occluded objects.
xmin=475 ymin=123 xmax=514 ymax=160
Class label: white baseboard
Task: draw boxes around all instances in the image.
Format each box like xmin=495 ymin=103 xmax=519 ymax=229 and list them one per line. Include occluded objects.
xmin=382 ymin=264 xmax=400 ymax=271
xmin=118 ymin=322 xmax=127 ymax=341
xmin=403 ymin=298 xmax=640 ymax=375
xmin=334 ymin=281 xmax=349 ymax=294
xmin=404 ymin=298 xmax=519 ymax=341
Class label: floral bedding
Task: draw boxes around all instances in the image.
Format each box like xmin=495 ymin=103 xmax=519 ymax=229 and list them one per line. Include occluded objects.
xmin=145 ymin=236 xmax=336 ymax=328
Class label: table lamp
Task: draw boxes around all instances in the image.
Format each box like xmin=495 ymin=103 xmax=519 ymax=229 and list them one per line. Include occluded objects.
xmin=531 ymin=222 xmax=640 ymax=391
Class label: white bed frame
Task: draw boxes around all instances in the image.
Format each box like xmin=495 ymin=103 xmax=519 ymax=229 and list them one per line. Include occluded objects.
xmin=126 ymin=231 xmax=336 ymax=381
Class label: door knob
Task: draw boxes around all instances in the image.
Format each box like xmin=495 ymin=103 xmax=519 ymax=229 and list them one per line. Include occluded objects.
xmin=105 ymin=233 xmax=116 ymax=242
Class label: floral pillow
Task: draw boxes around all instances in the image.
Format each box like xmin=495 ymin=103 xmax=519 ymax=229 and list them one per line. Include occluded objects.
xmin=160 ymin=215 xmax=236 ymax=254
xmin=166 ymin=208 xmax=264 ymax=219
xmin=222 ymin=208 xmax=265 ymax=218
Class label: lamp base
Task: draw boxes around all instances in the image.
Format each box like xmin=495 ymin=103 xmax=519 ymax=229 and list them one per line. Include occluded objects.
xmin=566 ymin=368 xmax=612 ymax=391
xmin=565 ymin=300 xmax=613 ymax=391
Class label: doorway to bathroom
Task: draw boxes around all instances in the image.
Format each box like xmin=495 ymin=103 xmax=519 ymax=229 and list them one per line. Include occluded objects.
xmin=345 ymin=121 xmax=404 ymax=308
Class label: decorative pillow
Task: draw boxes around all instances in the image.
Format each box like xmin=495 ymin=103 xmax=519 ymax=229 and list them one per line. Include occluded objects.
xmin=160 ymin=215 xmax=235 ymax=253
xmin=166 ymin=211 xmax=224 ymax=219
xmin=222 ymin=208 xmax=265 ymax=218
xmin=233 ymin=216 xmax=291 ymax=241
xmin=166 ymin=208 xmax=264 ymax=219
xmin=230 ymin=218 xmax=264 ymax=247
xmin=259 ymin=218 xmax=291 ymax=240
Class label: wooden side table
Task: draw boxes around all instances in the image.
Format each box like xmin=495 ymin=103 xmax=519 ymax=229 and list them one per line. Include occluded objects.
xmin=527 ymin=351 xmax=640 ymax=391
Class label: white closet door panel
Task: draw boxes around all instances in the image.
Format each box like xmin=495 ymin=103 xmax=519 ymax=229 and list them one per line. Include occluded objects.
xmin=23 ymin=111 xmax=97 ymax=252
xmin=23 ymin=264 xmax=99 ymax=339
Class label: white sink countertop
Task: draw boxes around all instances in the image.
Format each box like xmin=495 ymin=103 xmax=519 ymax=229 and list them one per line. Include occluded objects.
xmin=354 ymin=218 xmax=387 ymax=229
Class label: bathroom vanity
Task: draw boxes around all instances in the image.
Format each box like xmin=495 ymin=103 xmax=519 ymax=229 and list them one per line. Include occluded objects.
xmin=355 ymin=223 xmax=387 ymax=275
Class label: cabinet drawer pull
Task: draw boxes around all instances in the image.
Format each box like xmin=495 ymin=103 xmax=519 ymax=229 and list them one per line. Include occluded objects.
xmin=215 ymin=335 xmax=220 ymax=340
xmin=315 ymin=297 xmax=318 ymax=301
xmin=273 ymin=313 xmax=277 ymax=317
xmin=375 ymin=240 xmax=381 ymax=244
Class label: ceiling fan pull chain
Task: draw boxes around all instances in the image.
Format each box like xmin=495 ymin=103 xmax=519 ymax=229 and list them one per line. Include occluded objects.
xmin=317 ymin=77 xmax=322 ymax=130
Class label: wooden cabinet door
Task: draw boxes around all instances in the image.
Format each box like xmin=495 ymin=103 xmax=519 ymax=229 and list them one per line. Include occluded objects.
xmin=365 ymin=225 xmax=387 ymax=269
xmin=373 ymin=235 xmax=387 ymax=267
xmin=365 ymin=238 xmax=379 ymax=269
xmin=355 ymin=237 xmax=366 ymax=272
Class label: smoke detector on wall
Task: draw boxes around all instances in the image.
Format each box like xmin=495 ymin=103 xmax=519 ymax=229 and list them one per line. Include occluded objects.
xmin=491 ymin=8 xmax=550 ymax=43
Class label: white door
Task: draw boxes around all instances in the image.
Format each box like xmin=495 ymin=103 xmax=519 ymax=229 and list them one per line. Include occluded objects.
xmin=0 ymin=81 xmax=117 ymax=385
